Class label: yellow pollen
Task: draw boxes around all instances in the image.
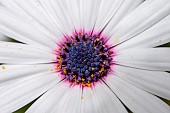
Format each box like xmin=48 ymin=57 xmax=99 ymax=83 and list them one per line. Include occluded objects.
xmin=96 ymin=38 xmax=100 ymax=41
xmin=55 ymin=66 xmax=61 ymax=70
xmin=73 ymin=75 xmax=76 ymax=78
xmin=63 ymin=69 xmax=67 ymax=74
xmin=56 ymin=55 xmax=60 ymax=59
xmin=99 ymin=68 xmax=104 ymax=73
xmin=91 ymin=74 xmax=94 ymax=77
xmin=82 ymin=83 xmax=92 ymax=87
xmin=86 ymin=83 xmax=92 ymax=87
xmin=1 ymin=65 xmax=6 ymax=70
xmin=56 ymin=56 xmax=63 ymax=70
xmin=82 ymin=83 xmax=85 ymax=87
xmin=92 ymin=67 xmax=94 ymax=71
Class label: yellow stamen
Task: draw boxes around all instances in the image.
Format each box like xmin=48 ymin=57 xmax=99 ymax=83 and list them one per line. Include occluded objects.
xmin=86 ymin=83 xmax=92 ymax=87
xmin=82 ymin=83 xmax=85 ymax=87
xmin=96 ymin=38 xmax=100 ymax=41
xmin=56 ymin=55 xmax=60 ymax=59
xmin=63 ymin=69 xmax=67 ymax=74
xmin=56 ymin=56 xmax=63 ymax=70
xmin=82 ymin=83 xmax=92 ymax=87
xmin=92 ymin=67 xmax=94 ymax=71
xmin=99 ymin=68 xmax=104 ymax=73
xmin=73 ymin=75 xmax=76 ymax=78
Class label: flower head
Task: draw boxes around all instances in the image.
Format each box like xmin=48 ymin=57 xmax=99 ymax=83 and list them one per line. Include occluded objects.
xmin=55 ymin=32 xmax=114 ymax=87
xmin=0 ymin=0 xmax=170 ymax=113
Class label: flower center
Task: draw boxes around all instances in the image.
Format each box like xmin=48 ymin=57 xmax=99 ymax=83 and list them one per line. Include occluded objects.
xmin=56 ymin=32 xmax=113 ymax=87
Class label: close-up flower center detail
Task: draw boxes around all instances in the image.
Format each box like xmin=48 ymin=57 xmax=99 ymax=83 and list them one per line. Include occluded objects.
xmin=56 ymin=32 xmax=113 ymax=87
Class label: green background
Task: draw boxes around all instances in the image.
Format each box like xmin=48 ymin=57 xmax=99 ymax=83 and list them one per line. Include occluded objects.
xmin=13 ymin=42 xmax=170 ymax=113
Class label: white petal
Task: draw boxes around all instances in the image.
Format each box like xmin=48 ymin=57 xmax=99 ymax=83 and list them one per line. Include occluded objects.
xmin=95 ymin=0 xmax=144 ymax=34
xmin=39 ymin=0 xmax=74 ymax=35
xmin=115 ymin=48 xmax=170 ymax=71
xmin=0 ymin=0 xmax=62 ymax=43
xmin=81 ymin=88 xmax=99 ymax=113
xmin=105 ymin=75 xmax=170 ymax=113
xmin=0 ymin=72 xmax=60 ymax=113
xmin=114 ymin=65 xmax=170 ymax=100
xmin=26 ymin=82 xmax=69 ymax=113
xmin=108 ymin=0 xmax=170 ymax=46
xmin=51 ymin=85 xmax=82 ymax=113
xmin=65 ymin=0 xmax=81 ymax=30
xmin=117 ymin=14 xmax=170 ymax=50
xmin=94 ymin=82 xmax=128 ymax=113
xmin=0 ymin=41 xmax=55 ymax=64
xmin=79 ymin=0 xmax=101 ymax=31
xmin=0 ymin=64 xmax=56 ymax=88
xmin=0 ymin=7 xmax=57 ymax=49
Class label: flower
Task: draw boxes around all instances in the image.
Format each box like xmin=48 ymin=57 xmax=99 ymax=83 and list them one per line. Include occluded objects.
xmin=0 ymin=0 xmax=170 ymax=113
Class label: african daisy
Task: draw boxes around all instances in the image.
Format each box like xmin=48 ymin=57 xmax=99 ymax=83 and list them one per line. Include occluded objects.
xmin=0 ymin=0 xmax=170 ymax=113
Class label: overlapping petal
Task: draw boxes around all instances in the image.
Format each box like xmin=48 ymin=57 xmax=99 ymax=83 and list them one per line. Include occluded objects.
xmin=105 ymin=75 xmax=170 ymax=113
xmin=0 ymin=41 xmax=56 ymax=64
xmin=115 ymin=48 xmax=170 ymax=71
xmin=0 ymin=72 xmax=59 ymax=112
xmin=116 ymin=14 xmax=170 ymax=50
xmin=114 ymin=65 xmax=170 ymax=100
xmin=0 ymin=7 xmax=57 ymax=49
xmin=108 ymin=0 xmax=170 ymax=46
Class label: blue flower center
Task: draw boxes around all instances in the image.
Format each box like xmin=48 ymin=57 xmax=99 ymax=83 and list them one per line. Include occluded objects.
xmin=57 ymin=33 xmax=113 ymax=87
